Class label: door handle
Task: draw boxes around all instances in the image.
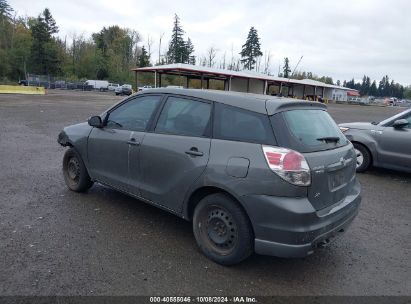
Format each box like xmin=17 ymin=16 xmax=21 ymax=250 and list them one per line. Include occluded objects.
xmin=127 ymin=138 xmax=140 ymax=146
xmin=185 ymin=148 xmax=204 ymax=157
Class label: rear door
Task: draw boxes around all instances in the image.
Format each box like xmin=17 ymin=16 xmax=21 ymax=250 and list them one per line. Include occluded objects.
xmin=377 ymin=112 xmax=411 ymax=168
xmin=271 ymin=109 xmax=356 ymax=211
xmin=139 ymin=95 xmax=212 ymax=212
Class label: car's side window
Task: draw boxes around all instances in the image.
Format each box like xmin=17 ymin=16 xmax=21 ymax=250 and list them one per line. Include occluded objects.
xmin=404 ymin=114 xmax=411 ymax=129
xmin=106 ymin=95 xmax=162 ymax=131
xmin=213 ymin=103 xmax=275 ymax=144
xmin=155 ymin=96 xmax=211 ymax=137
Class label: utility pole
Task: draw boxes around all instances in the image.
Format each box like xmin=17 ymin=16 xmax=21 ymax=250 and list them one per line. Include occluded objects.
xmin=158 ymin=32 xmax=164 ymax=65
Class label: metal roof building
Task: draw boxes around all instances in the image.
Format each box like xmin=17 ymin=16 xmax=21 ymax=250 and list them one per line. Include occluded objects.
xmin=131 ymin=63 xmax=356 ymax=102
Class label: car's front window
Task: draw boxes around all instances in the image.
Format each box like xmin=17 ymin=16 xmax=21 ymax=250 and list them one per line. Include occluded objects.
xmin=106 ymin=95 xmax=162 ymax=131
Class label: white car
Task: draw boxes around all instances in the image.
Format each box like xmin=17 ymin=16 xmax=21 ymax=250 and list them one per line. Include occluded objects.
xmin=115 ymin=84 xmax=133 ymax=96
xmin=138 ymin=85 xmax=153 ymax=91
xmin=108 ymin=83 xmax=120 ymax=91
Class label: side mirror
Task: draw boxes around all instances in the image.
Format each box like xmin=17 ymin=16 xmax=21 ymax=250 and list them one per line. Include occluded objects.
xmin=88 ymin=116 xmax=103 ymax=128
xmin=392 ymin=119 xmax=409 ymax=129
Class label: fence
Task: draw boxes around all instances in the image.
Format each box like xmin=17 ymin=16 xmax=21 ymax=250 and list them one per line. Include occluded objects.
xmin=22 ymin=74 xmax=93 ymax=91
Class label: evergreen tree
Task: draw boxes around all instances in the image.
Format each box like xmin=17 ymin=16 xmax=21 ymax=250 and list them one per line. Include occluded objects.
xmin=369 ymin=80 xmax=378 ymax=96
xmin=138 ymin=46 xmax=150 ymax=67
xmin=184 ymin=37 xmax=195 ymax=64
xmin=30 ymin=16 xmax=49 ymax=73
xmin=0 ymin=0 xmax=13 ymax=19
xmin=358 ymin=75 xmax=371 ymax=95
xmin=283 ymin=57 xmax=291 ymax=78
xmin=29 ymin=9 xmax=62 ymax=75
xmin=240 ymin=26 xmax=262 ymax=70
xmin=43 ymin=8 xmax=58 ymax=35
xmin=167 ymin=14 xmax=186 ymax=63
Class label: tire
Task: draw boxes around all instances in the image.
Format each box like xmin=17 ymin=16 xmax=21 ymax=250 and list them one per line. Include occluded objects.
xmin=353 ymin=143 xmax=371 ymax=172
xmin=193 ymin=193 xmax=254 ymax=265
xmin=62 ymin=148 xmax=93 ymax=192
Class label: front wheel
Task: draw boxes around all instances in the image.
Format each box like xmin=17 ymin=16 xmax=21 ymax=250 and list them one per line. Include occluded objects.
xmin=353 ymin=143 xmax=371 ymax=172
xmin=193 ymin=193 xmax=253 ymax=265
xmin=62 ymin=148 xmax=93 ymax=192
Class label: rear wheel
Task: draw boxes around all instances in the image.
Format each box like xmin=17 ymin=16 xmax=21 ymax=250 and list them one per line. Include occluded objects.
xmin=353 ymin=143 xmax=371 ymax=172
xmin=63 ymin=148 xmax=93 ymax=192
xmin=193 ymin=193 xmax=253 ymax=265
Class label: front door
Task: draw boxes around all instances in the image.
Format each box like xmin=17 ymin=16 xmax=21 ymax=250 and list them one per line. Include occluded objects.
xmin=87 ymin=94 xmax=163 ymax=193
xmin=139 ymin=95 xmax=212 ymax=212
xmin=378 ymin=112 xmax=411 ymax=168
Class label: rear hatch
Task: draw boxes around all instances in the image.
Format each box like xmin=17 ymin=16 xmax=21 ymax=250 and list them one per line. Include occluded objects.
xmin=270 ymin=108 xmax=356 ymax=211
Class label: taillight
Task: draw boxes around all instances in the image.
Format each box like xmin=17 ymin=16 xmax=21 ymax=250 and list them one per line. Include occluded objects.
xmin=262 ymin=145 xmax=311 ymax=186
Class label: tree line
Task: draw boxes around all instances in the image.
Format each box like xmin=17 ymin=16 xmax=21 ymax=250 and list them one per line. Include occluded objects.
xmin=0 ymin=0 xmax=409 ymax=98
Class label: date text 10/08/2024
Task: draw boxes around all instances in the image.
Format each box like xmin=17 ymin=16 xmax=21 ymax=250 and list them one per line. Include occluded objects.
xmin=149 ymin=297 xmax=257 ymax=303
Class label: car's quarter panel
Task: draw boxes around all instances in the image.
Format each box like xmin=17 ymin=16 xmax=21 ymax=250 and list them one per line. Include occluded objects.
xmin=196 ymin=139 xmax=307 ymax=198
xmin=87 ymin=128 xmax=136 ymax=192
xmin=139 ymin=133 xmax=211 ymax=212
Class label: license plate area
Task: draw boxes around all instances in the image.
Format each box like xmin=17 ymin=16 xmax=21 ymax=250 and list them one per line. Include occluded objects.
xmin=328 ymin=168 xmax=348 ymax=190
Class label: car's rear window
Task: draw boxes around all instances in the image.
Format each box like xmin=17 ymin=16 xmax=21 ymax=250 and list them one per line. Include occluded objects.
xmin=270 ymin=109 xmax=348 ymax=153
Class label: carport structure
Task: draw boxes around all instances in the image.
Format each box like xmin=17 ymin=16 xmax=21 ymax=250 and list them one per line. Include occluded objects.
xmin=131 ymin=63 xmax=356 ymax=101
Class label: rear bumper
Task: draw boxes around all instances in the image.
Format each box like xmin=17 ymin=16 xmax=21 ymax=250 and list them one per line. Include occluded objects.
xmin=241 ymin=179 xmax=361 ymax=258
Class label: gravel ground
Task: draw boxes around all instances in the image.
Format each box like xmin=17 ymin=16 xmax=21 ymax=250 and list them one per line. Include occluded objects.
xmin=0 ymin=90 xmax=410 ymax=296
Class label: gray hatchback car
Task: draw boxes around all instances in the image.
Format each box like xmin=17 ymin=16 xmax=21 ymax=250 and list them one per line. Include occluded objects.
xmin=58 ymin=89 xmax=361 ymax=265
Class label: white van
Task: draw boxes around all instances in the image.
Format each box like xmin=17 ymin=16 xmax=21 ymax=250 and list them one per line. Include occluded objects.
xmin=85 ymin=80 xmax=109 ymax=91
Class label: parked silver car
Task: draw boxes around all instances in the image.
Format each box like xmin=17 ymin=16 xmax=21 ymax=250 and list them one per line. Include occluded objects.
xmin=58 ymin=89 xmax=361 ymax=265
xmin=339 ymin=108 xmax=411 ymax=173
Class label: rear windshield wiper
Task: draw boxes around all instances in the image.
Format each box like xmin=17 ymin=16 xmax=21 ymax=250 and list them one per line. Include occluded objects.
xmin=316 ymin=136 xmax=340 ymax=143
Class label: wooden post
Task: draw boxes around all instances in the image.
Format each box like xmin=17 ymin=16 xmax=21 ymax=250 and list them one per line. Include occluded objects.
xmin=264 ymin=80 xmax=267 ymax=95
xmin=135 ymin=71 xmax=138 ymax=91
xmin=303 ymin=85 xmax=306 ymax=99
xmin=186 ymin=76 xmax=189 ymax=89
xmin=229 ymin=77 xmax=232 ymax=91
xmin=154 ymin=71 xmax=157 ymax=88
xmin=247 ymin=78 xmax=250 ymax=93
xmin=159 ymin=73 xmax=162 ymax=88
xmin=279 ymin=82 xmax=283 ymax=96
xmin=206 ymin=78 xmax=210 ymax=89
xmin=201 ymin=74 xmax=204 ymax=89
xmin=314 ymin=86 xmax=317 ymax=101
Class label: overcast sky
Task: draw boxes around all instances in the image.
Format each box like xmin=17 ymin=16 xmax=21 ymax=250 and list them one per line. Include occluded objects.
xmin=10 ymin=0 xmax=411 ymax=85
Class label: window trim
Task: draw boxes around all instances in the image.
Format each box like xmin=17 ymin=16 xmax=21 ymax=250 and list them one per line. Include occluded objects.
xmin=103 ymin=94 xmax=165 ymax=132
xmin=150 ymin=94 xmax=214 ymax=138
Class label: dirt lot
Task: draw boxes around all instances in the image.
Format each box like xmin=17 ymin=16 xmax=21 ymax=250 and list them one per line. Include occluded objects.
xmin=0 ymin=90 xmax=410 ymax=296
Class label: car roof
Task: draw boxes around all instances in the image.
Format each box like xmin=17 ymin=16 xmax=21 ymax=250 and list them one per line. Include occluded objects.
xmin=136 ymin=88 xmax=326 ymax=115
